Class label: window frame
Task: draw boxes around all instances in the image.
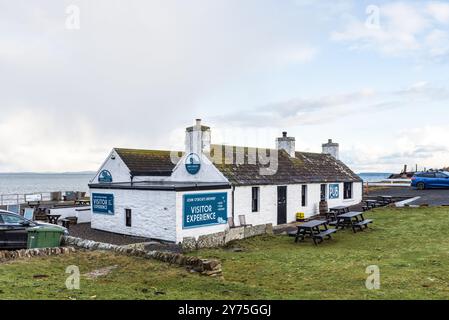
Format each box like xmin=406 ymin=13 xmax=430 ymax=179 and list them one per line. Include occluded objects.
xmin=251 ymin=187 xmax=260 ymax=213
xmin=343 ymin=182 xmax=353 ymax=200
xmin=301 ymin=185 xmax=308 ymax=207
xmin=125 ymin=208 xmax=132 ymax=227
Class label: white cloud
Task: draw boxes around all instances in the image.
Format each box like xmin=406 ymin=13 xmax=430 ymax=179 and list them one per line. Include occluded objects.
xmin=344 ymin=126 xmax=449 ymax=172
xmin=332 ymin=1 xmax=449 ymax=60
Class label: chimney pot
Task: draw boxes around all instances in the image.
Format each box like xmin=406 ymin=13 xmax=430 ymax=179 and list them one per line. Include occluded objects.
xmin=282 ymin=132 xmax=287 ymax=138
xmin=196 ymin=119 xmax=202 ymax=126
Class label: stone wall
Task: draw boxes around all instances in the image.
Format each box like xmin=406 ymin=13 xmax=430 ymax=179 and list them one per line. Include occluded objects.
xmin=0 ymin=247 xmax=76 ymax=263
xmin=181 ymin=223 xmax=273 ymax=252
xmin=63 ymin=236 xmax=222 ymax=277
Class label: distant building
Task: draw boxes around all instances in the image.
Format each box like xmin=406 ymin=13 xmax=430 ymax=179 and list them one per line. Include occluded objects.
xmin=89 ymin=120 xmax=362 ymax=243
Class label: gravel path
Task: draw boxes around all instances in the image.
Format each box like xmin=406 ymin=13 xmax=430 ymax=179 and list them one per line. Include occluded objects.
xmin=68 ymin=223 xmax=182 ymax=252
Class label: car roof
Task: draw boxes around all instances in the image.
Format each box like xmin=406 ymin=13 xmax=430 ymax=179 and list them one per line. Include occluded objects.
xmin=0 ymin=210 xmax=20 ymax=215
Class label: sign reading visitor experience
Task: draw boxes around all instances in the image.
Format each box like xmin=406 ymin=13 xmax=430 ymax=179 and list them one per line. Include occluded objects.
xmin=185 ymin=153 xmax=201 ymax=175
xmin=98 ymin=170 xmax=113 ymax=183
xmin=329 ymin=184 xmax=340 ymax=199
xmin=183 ymin=193 xmax=228 ymax=229
xmin=92 ymin=193 xmax=115 ymax=215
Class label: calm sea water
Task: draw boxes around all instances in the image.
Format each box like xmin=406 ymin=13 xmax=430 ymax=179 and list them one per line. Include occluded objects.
xmin=0 ymin=172 xmax=392 ymax=195
xmin=357 ymin=173 xmax=393 ymax=182
xmin=0 ymin=173 xmax=94 ymax=195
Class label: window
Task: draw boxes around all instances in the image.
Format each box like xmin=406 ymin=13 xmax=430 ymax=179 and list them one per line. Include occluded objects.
xmin=252 ymin=187 xmax=260 ymax=212
xmin=435 ymin=172 xmax=448 ymax=178
xmin=418 ymin=173 xmax=435 ymax=178
xmin=301 ymin=185 xmax=307 ymax=207
xmin=320 ymin=184 xmax=327 ymax=201
xmin=1 ymin=214 xmax=24 ymax=225
xmin=125 ymin=209 xmax=132 ymax=227
xmin=344 ymin=182 xmax=353 ymax=199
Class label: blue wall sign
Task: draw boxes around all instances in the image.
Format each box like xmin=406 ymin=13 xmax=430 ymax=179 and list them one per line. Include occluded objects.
xmin=183 ymin=193 xmax=228 ymax=229
xmin=92 ymin=193 xmax=115 ymax=215
xmin=185 ymin=153 xmax=201 ymax=175
xmin=329 ymin=184 xmax=340 ymax=199
xmin=98 ymin=170 xmax=113 ymax=183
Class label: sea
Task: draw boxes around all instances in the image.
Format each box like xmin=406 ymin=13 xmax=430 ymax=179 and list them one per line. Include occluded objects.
xmin=0 ymin=172 xmax=392 ymax=196
xmin=0 ymin=173 xmax=95 ymax=195
xmin=357 ymin=173 xmax=393 ymax=182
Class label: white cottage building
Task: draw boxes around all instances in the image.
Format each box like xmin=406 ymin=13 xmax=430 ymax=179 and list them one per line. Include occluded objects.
xmin=89 ymin=120 xmax=363 ymax=243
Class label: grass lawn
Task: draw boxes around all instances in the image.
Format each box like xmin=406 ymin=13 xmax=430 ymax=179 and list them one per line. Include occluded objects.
xmin=1 ymin=207 xmax=449 ymax=300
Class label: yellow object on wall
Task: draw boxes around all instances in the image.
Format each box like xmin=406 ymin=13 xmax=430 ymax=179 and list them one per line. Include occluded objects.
xmin=296 ymin=212 xmax=305 ymax=220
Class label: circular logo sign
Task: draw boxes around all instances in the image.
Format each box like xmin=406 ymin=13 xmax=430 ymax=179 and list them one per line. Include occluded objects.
xmin=185 ymin=153 xmax=201 ymax=175
xmin=98 ymin=170 xmax=113 ymax=183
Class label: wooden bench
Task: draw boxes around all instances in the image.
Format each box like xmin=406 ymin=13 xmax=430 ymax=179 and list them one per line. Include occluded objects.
xmin=313 ymin=229 xmax=337 ymax=245
xmin=352 ymin=219 xmax=373 ymax=233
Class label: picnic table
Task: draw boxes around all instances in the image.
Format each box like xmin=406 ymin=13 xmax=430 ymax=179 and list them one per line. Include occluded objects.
xmin=46 ymin=214 xmax=61 ymax=225
xmin=365 ymin=199 xmax=382 ymax=209
xmin=294 ymin=220 xmax=337 ymax=245
xmin=328 ymin=206 xmax=350 ymax=221
xmin=378 ymin=195 xmax=393 ymax=204
xmin=336 ymin=211 xmax=373 ymax=233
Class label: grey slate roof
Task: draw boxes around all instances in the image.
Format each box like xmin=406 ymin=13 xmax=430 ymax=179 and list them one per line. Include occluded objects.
xmin=114 ymin=145 xmax=361 ymax=186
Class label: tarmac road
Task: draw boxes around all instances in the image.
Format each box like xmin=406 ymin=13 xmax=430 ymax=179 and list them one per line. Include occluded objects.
xmin=366 ymin=187 xmax=449 ymax=206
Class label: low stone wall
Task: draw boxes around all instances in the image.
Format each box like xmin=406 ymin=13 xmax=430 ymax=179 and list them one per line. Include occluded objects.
xmin=182 ymin=223 xmax=273 ymax=252
xmin=0 ymin=247 xmax=76 ymax=263
xmin=62 ymin=236 xmax=222 ymax=277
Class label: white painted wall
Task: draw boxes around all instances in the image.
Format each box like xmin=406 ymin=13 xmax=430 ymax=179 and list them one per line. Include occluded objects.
xmin=90 ymin=188 xmax=177 ymax=242
xmin=91 ymin=150 xmax=131 ymax=183
xmin=232 ymin=182 xmax=363 ymax=227
xmin=175 ymin=189 xmax=232 ymax=243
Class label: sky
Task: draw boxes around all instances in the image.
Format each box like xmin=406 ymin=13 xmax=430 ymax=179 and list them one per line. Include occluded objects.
xmin=1 ymin=0 xmax=449 ymax=173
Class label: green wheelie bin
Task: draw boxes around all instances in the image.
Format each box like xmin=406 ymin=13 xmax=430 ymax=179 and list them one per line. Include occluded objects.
xmin=27 ymin=226 xmax=65 ymax=249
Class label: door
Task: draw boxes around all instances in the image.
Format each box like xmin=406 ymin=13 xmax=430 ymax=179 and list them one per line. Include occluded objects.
xmin=435 ymin=172 xmax=449 ymax=188
xmin=0 ymin=213 xmax=28 ymax=249
xmin=320 ymin=184 xmax=327 ymax=201
xmin=277 ymin=186 xmax=287 ymax=225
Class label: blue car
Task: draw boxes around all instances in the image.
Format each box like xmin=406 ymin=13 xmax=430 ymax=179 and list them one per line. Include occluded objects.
xmin=411 ymin=171 xmax=449 ymax=190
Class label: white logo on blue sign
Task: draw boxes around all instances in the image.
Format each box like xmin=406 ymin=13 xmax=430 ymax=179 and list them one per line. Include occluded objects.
xmin=329 ymin=184 xmax=340 ymax=199
xmin=185 ymin=153 xmax=201 ymax=175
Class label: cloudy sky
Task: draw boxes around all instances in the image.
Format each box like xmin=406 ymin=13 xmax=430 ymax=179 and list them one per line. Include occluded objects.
xmin=1 ymin=0 xmax=449 ymax=173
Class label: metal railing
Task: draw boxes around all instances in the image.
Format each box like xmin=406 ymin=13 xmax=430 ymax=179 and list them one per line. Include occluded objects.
xmin=0 ymin=191 xmax=89 ymax=206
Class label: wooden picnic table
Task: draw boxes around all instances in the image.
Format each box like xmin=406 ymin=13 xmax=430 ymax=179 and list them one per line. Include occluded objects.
xmin=378 ymin=195 xmax=393 ymax=204
xmin=294 ymin=220 xmax=337 ymax=245
xmin=46 ymin=214 xmax=61 ymax=225
xmin=328 ymin=206 xmax=350 ymax=221
xmin=336 ymin=211 xmax=373 ymax=233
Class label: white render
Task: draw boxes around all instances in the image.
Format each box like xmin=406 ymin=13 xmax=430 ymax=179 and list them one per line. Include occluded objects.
xmin=232 ymin=182 xmax=363 ymax=227
xmin=90 ymin=188 xmax=177 ymax=242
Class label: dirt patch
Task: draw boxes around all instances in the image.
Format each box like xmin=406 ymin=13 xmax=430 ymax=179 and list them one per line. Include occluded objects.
xmin=84 ymin=265 xmax=118 ymax=279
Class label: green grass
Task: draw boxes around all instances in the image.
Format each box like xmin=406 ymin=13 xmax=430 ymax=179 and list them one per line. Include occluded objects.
xmin=1 ymin=207 xmax=449 ymax=299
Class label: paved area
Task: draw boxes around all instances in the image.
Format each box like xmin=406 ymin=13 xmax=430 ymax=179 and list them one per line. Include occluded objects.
xmin=366 ymin=187 xmax=449 ymax=206
xmin=68 ymin=223 xmax=181 ymax=252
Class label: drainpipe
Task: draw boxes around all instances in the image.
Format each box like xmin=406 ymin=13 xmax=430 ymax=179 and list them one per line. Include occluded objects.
xmin=231 ymin=185 xmax=235 ymax=226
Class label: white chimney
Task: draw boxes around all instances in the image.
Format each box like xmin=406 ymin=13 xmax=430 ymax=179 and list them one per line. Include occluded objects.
xmin=276 ymin=132 xmax=296 ymax=157
xmin=185 ymin=119 xmax=211 ymax=155
xmin=322 ymin=139 xmax=339 ymax=160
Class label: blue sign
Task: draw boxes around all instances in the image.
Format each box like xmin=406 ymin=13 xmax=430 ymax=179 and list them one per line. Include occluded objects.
xmin=98 ymin=170 xmax=113 ymax=183
xmin=329 ymin=184 xmax=340 ymax=199
xmin=92 ymin=193 xmax=115 ymax=215
xmin=185 ymin=153 xmax=201 ymax=175
xmin=183 ymin=193 xmax=228 ymax=229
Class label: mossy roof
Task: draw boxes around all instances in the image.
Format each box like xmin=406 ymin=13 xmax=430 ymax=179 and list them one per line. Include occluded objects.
xmin=114 ymin=145 xmax=361 ymax=185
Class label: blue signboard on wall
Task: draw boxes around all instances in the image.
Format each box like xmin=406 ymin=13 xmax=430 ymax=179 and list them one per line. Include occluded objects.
xmin=183 ymin=193 xmax=227 ymax=229
xmin=92 ymin=193 xmax=115 ymax=215
xmin=329 ymin=184 xmax=340 ymax=199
